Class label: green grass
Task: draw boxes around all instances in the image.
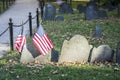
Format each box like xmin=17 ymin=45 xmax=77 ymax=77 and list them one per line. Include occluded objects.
xmin=0 ymin=4 xmax=120 ymax=80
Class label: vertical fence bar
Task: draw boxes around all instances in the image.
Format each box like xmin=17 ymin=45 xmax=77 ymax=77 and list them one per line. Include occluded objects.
xmin=36 ymin=8 xmax=39 ymax=28
xmin=29 ymin=12 xmax=32 ymax=37
xmin=9 ymin=18 xmax=14 ymax=51
xmin=39 ymin=0 xmax=45 ymax=19
xmin=3 ymin=0 xmax=5 ymax=10
xmin=0 ymin=6 xmax=1 ymax=13
xmin=6 ymin=0 xmax=8 ymax=8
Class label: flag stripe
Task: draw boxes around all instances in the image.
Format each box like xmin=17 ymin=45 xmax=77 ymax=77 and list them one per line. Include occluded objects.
xmin=33 ymin=38 xmax=46 ymax=55
xmin=32 ymin=25 xmax=54 ymax=55
xmin=33 ymin=33 xmax=48 ymax=55
xmin=36 ymin=33 xmax=49 ymax=52
xmin=14 ymin=35 xmax=26 ymax=53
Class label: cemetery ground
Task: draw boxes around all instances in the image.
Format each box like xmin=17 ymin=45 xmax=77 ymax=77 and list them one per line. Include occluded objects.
xmin=0 ymin=10 xmax=120 ymax=80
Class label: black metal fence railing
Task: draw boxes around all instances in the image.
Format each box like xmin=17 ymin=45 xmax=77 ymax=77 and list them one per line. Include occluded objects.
xmin=0 ymin=0 xmax=15 ymax=13
xmin=0 ymin=8 xmax=40 ymax=51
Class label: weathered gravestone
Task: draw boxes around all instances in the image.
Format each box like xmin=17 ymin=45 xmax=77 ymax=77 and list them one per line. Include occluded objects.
xmin=20 ymin=44 xmax=51 ymax=64
xmin=77 ymin=4 xmax=86 ymax=13
xmin=55 ymin=16 xmax=64 ymax=21
xmin=42 ymin=3 xmax=56 ymax=21
xmin=93 ymin=26 xmax=102 ymax=38
xmin=85 ymin=4 xmax=98 ymax=20
xmin=90 ymin=45 xmax=113 ymax=62
xmin=116 ymin=42 xmax=120 ymax=64
xmin=102 ymin=3 xmax=116 ymax=12
xmin=97 ymin=10 xmax=108 ymax=19
xmin=59 ymin=35 xmax=92 ymax=63
xmin=85 ymin=2 xmax=98 ymax=20
xmin=58 ymin=2 xmax=74 ymax=14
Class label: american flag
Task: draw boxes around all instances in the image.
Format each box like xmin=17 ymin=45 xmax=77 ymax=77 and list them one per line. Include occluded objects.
xmin=32 ymin=25 xmax=53 ymax=55
xmin=14 ymin=28 xmax=26 ymax=54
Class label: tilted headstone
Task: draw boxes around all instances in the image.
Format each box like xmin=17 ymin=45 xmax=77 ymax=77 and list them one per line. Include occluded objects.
xmin=58 ymin=2 xmax=74 ymax=14
xmin=91 ymin=45 xmax=113 ymax=62
xmin=42 ymin=3 xmax=56 ymax=21
xmin=85 ymin=4 xmax=98 ymax=20
xmin=97 ymin=10 xmax=108 ymax=19
xmin=55 ymin=16 xmax=64 ymax=21
xmin=116 ymin=42 xmax=120 ymax=64
xmin=93 ymin=26 xmax=102 ymax=38
xmin=59 ymin=35 xmax=92 ymax=63
xmin=77 ymin=4 xmax=86 ymax=13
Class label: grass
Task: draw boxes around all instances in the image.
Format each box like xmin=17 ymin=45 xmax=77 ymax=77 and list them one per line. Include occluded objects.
xmin=0 ymin=3 xmax=120 ymax=80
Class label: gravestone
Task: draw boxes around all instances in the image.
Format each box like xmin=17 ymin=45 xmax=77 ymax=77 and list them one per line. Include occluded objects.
xmin=86 ymin=1 xmax=98 ymax=11
xmin=91 ymin=45 xmax=113 ymax=62
xmin=20 ymin=44 xmax=51 ymax=64
xmin=93 ymin=26 xmax=102 ymax=38
xmin=55 ymin=16 xmax=64 ymax=21
xmin=102 ymin=3 xmax=116 ymax=12
xmin=77 ymin=4 xmax=86 ymax=13
xmin=85 ymin=4 xmax=98 ymax=20
xmin=58 ymin=2 xmax=74 ymax=14
xmin=116 ymin=42 xmax=120 ymax=64
xmin=42 ymin=3 xmax=56 ymax=21
xmin=20 ymin=44 xmax=35 ymax=63
xmin=59 ymin=35 xmax=92 ymax=63
xmin=97 ymin=10 xmax=108 ymax=19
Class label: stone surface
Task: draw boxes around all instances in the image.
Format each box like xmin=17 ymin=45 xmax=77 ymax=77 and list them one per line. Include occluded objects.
xmin=91 ymin=45 xmax=113 ymax=62
xmin=42 ymin=3 xmax=56 ymax=21
xmin=55 ymin=16 xmax=64 ymax=21
xmin=93 ymin=26 xmax=102 ymax=38
xmin=85 ymin=1 xmax=99 ymax=20
xmin=58 ymin=2 xmax=74 ymax=14
xmin=59 ymin=35 xmax=92 ymax=63
xmin=20 ymin=44 xmax=35 ymax=63
xmin=77 ymin=4 xmax=86 ymax=13
xmin=20 ymin=43 xmax=51 ymax=64
xmin=97 ymin=10 xmax=108 ymax=19
xmin=85 ymin=5 xmax=98 ymax=20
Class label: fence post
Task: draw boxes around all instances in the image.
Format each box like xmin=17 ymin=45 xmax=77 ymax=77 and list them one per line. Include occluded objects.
xmin=29 ymin=12 xmax=32 ymax=37
xmin=3 ymin=0 xmax=5 ymax=10
xmin=9 ymin=18 xmax=14 ymax=51
xmin=0 ymin=6 xmax=1 ymax=13
xmin=6 ymin=0 xmax=8 ymax=8
xmin=39 ymin=0 xmax=45 ymax=19
xmin=36 ymin=8 xmax=39 ymax=28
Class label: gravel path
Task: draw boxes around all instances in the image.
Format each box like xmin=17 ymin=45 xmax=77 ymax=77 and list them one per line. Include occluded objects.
xmin=0 ymin=0 xmax=39 ymax=55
